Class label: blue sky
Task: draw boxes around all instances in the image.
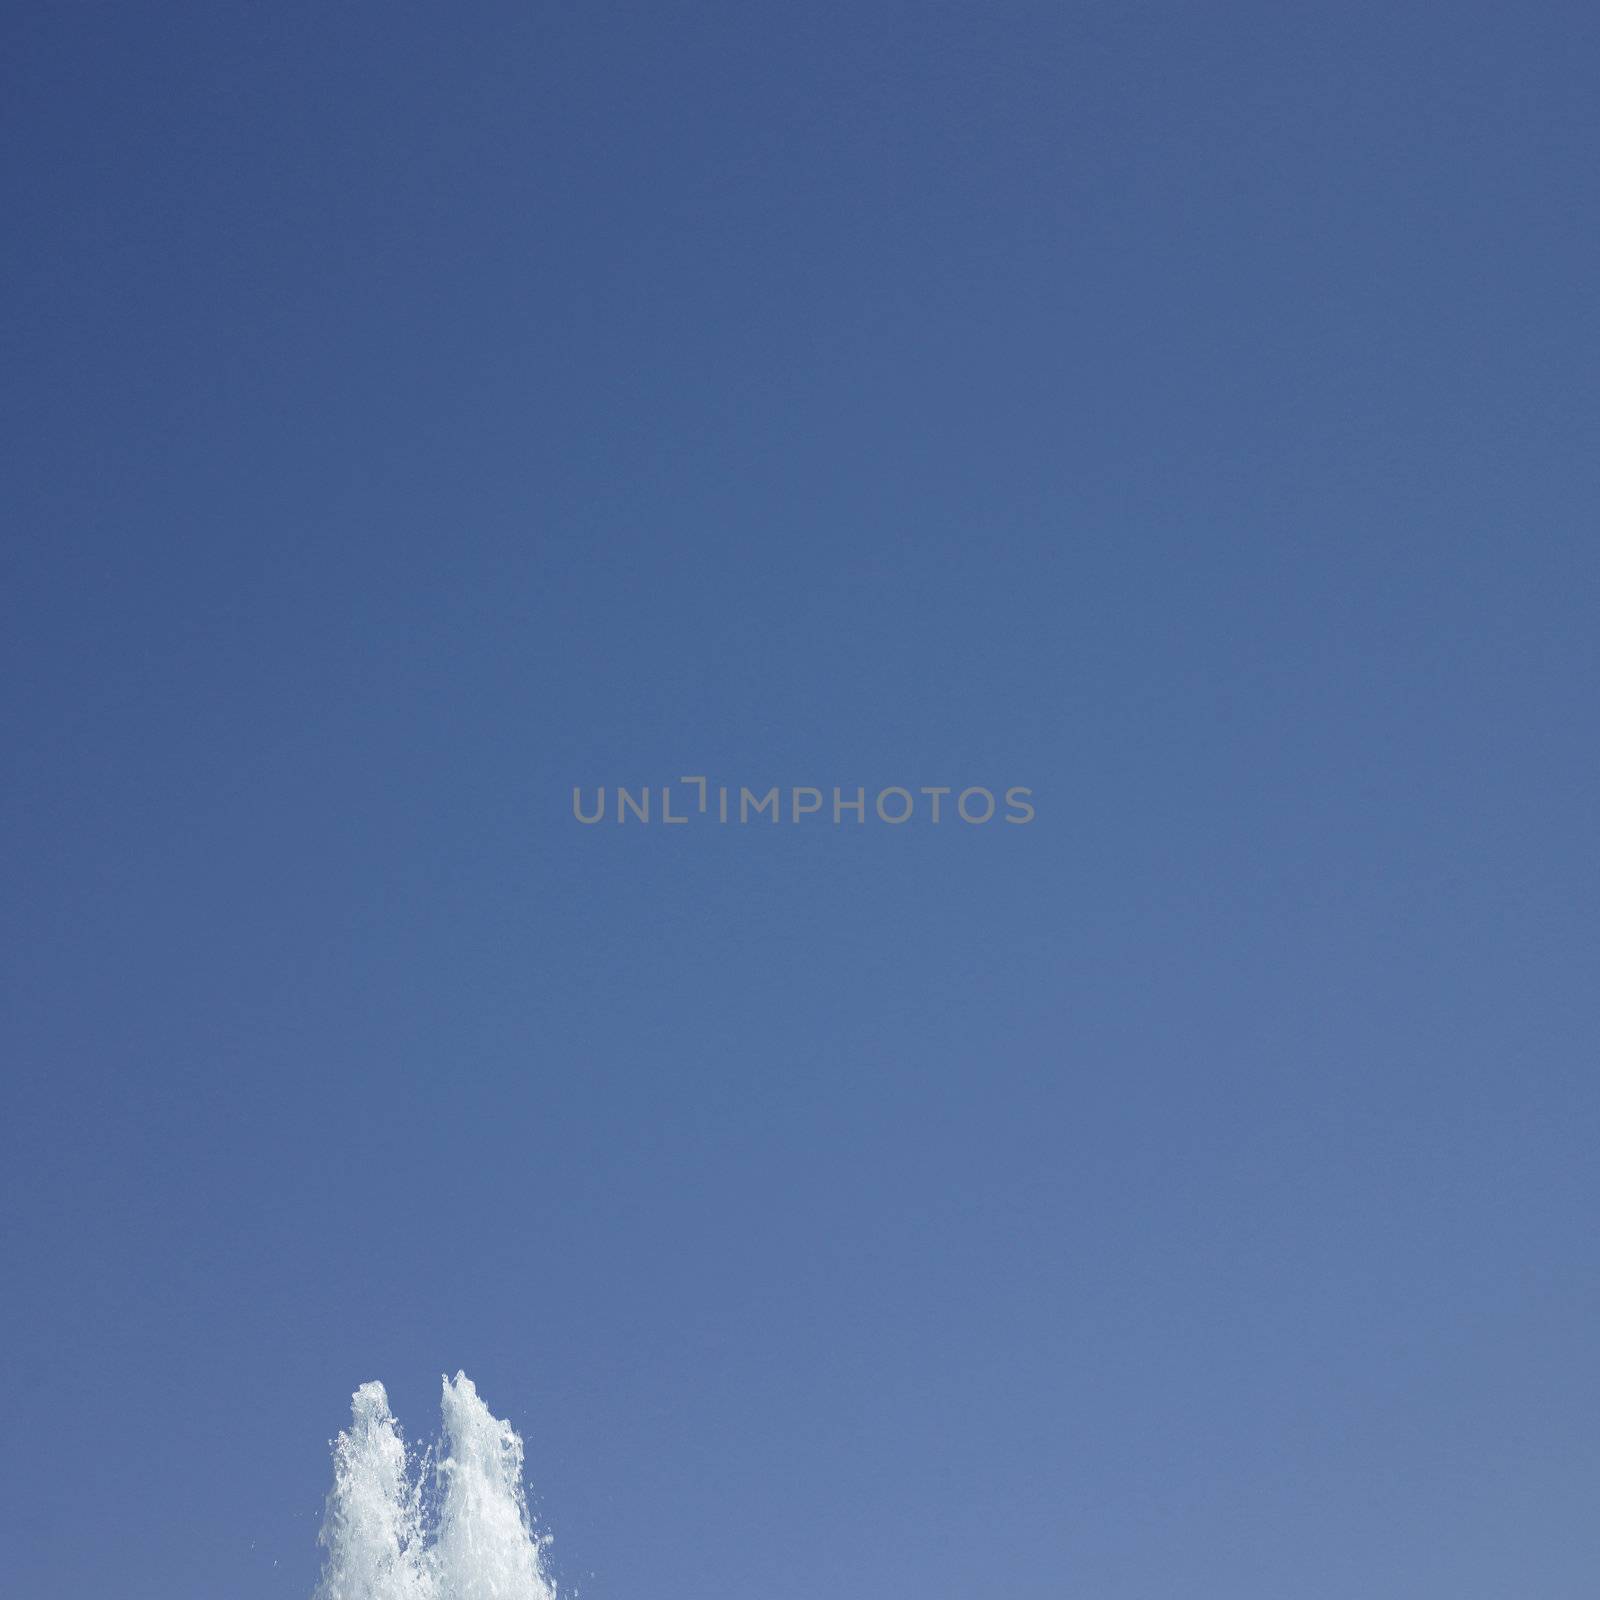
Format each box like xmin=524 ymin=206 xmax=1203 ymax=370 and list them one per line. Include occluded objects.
xmin=3 ymin=3 xmax=1598 ymax=1596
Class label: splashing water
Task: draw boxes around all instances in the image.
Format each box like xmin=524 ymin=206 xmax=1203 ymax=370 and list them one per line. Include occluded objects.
xmin=315 ymin=1374 xmax=556 ymax=1600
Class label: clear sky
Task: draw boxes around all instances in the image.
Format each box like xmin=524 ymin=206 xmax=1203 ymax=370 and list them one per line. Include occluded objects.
xmin=3 ymin=4 xmax=1597 ymax=1596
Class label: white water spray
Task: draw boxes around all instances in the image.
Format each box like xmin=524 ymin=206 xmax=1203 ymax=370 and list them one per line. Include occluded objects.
xmin=314 ymin=1374 xmax=556 ymax=1600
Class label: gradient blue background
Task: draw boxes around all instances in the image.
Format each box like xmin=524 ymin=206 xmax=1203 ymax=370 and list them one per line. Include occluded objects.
xmin=3 ymin=4 xmax=1597 ymax=1595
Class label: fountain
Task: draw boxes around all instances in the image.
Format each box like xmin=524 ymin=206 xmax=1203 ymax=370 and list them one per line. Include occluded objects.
xmin=314 ymin=1373 xmax=556 ymax=1600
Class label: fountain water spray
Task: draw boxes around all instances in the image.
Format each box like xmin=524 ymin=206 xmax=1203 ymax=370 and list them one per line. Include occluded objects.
xmin=314 ymin=1373 xmax=556 ymax=1600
